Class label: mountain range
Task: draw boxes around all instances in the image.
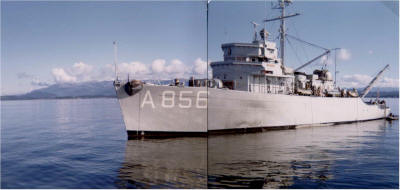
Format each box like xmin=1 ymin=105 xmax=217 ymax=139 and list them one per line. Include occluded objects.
xmin=1 ymin=80 xmax=398 ymax=100
xmin=1 ymin=80 xmax=180 ymax=100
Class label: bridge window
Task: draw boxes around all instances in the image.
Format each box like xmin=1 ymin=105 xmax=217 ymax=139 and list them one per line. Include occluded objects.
xmin=268 ymin=49 xmax=274 ymax=54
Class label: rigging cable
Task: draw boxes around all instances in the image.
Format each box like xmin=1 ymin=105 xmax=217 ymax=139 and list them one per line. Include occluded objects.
xmin=291 ymin=21 xmax=310 ymax=61
xmin=286 ymin=37 xmax=303 ymax=66
xmin=286 ymin=33 xmax=328 ymax=51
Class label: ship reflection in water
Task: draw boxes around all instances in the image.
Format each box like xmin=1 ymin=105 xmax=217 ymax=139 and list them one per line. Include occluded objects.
xmin=208 ymin=119 xmax=398 ymax=188
xmin=116 ymin=137 xmax=207 ymax=188
xmin=116 ymin=119 xmax=398 ymax=189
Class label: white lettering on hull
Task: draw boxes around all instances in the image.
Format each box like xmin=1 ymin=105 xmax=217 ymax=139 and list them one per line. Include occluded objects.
xmin=141 ymin=90 xmax=155 ymax=108
xmin=140 ymin=90 xmax=208 ymax=109
xmin=161 ymin=91 xmax=175 ymax=108
xmin=179 ymin=91 xmax=192 ymax=108
xmin=196 ymin=91 xmax=208 ymax=109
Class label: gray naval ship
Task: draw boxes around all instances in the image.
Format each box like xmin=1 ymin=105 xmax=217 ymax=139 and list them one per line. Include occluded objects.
xmin=114 ymin=0 xmax=392 ymax=138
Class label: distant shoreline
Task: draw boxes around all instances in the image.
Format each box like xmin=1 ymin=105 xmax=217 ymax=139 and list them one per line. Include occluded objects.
xmin=1 ymin=96 xmax=116 ymax=101
xmin=1 ymin=95 xmax=398 ymax=101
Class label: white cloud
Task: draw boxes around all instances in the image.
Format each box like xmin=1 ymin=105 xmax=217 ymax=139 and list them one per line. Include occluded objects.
xmin=70 ymin=62 xmax=94 ymax=82
xmin=339 ymin=74 xmax=399 ymax=88
xmin=97 ymin=64 xmax=116 ymax=81
xmin=52 ymin=68 xmax=77 ymax=83
xmin=48 ymin=58 xmax=209 ymax=83
xmin=113 ymin=58 xmax=208 ymax=80
xmin=116 ymin=61 xmax=151 ymax=80
xmin=193 ymin=58 xmax=208 ymax=75
xmin=340 ymin=74 xmax=371 ymax=87
xmin=379 ymin=77 xmax=399 ymax=88
xmin=319 ymin=49 xmax=351 ymax=66
xmin=108 ymin=59 xmax=184 ymax=81
xmin=119 ymin=62 xmax=149 ymax=75
xmin=71 ymin=62 xmax=93 ymax=75
xmin=51 ymin=62 xmax=97 ymax=83
xmin=337 ymin=49 xmax=351 ymax=61
xmin=151 ymin=58 xmax=208 ymax=79
xmin=165 ymin=59 xmax=187 ymax=78
xmin=151 ymin=59 xmax=166 ymax=73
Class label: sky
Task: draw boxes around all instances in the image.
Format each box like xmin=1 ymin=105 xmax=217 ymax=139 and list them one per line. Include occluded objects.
xmin=209 ymin=1 xmax=399 ymax=89
xmin=1 ymin=1 xmax=207 ymax=95
xmin=1 ymin=1 xmax=399 ymax=95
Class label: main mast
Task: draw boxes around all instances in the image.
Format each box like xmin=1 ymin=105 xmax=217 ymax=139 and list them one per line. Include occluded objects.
xmin=279 ymin=0 xmax=286 ymax=66
xmin=264 ymin=0 xmax=299 ymax=70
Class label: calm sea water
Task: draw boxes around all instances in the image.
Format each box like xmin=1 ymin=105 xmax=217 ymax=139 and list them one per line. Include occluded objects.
xmin=1 ymin=98 xmax=398 ymax=188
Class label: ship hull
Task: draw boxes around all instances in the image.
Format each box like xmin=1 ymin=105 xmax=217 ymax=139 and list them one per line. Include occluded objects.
xmin=207 ymin=88 xmax=390 ymax=131
xmin=115 ymin=84 xmax=390 ymax=137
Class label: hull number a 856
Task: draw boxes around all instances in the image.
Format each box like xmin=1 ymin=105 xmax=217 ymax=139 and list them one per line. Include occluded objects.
xmin=141 ymin=90 xmax=208 ymax=109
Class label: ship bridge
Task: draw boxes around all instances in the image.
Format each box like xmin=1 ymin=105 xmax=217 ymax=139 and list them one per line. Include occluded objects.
xmin=210 ymin=34 xmax=294 ymax=94
xmin=220 ymin=41 xmax=278 ymax=63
